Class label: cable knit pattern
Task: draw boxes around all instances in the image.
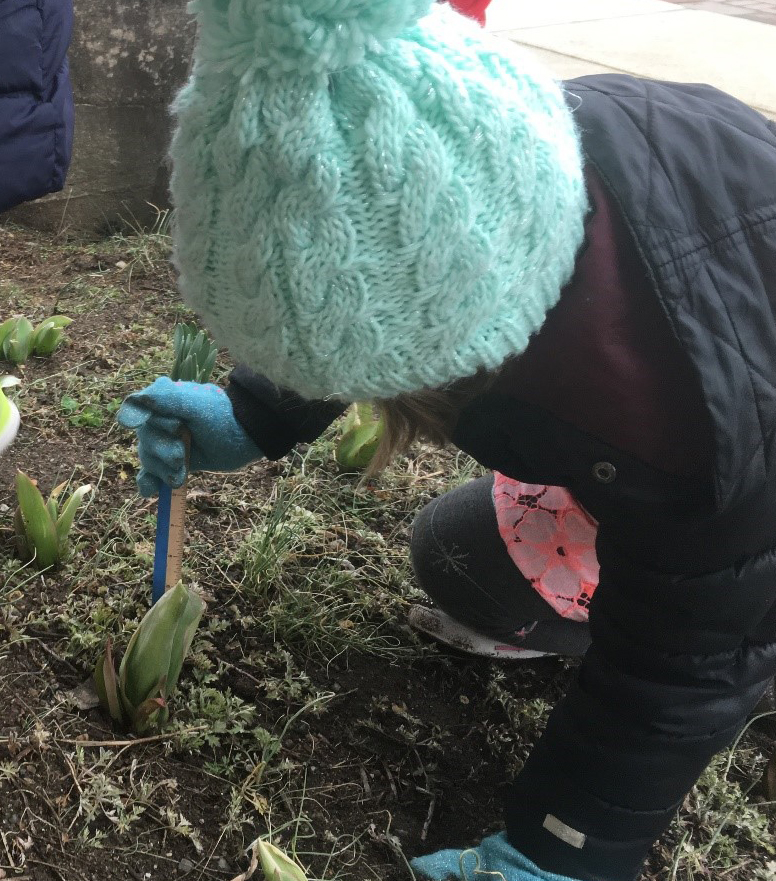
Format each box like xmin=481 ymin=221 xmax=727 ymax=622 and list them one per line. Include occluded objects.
xmin=170 ymin=0 xmax=588 ymax=401
xmin=190 ymin=0 xmax=433 ymax=79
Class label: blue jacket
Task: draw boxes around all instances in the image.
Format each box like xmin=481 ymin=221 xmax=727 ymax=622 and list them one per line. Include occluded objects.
xmin=0 ymin=0 xmax=74 ymax=213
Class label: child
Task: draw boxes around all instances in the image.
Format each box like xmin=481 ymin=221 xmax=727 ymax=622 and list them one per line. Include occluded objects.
xmin=117 ymin=2 xmax=776 ymax=879
xmin=0 ymin=0 xmax=73 ymax=460
xmin=0 ymin=0 xmax=74 ymax=214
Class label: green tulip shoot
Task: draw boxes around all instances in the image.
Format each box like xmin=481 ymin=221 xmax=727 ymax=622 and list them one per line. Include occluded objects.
xmin=94 ymin=583 xmax=205 ymax=734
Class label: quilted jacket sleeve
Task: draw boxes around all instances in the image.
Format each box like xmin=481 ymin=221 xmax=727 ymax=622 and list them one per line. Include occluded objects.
xmin=504 ymin=522 xmax=776 ymax=881
xmin=226 ymin=364 xmax=347 ymax=460
xmin=0 ymin=0 xmax=74 ymax=212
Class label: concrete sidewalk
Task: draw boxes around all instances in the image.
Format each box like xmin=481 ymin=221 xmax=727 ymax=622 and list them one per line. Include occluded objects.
xmin=665 ymin=0 xmax=776 ymax=28
xmin=485 ymin=0 xmax=776 ymax=120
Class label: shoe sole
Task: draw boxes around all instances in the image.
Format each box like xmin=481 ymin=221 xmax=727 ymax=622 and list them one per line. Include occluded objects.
xmin=408 ymin=605 xmax=555 ymax=660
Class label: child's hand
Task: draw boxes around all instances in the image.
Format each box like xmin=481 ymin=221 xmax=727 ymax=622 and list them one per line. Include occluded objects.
xmin=411 ymin=832 xmax=581 ymax=881
xmin=117 ymin=377 xmax=263 ymax=496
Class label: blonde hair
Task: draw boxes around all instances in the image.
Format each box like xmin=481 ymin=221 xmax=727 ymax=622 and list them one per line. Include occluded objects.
xmin=369 ymin=368 xmax=497 ymax=474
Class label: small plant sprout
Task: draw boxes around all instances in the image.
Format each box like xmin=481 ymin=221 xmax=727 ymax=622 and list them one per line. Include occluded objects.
xmin=0 ymin=375 xmax=21 ymax=455
xmin=14 ymin=471 xmax=92 ymax=570
xmin=334 ymin=402 xmax=384 ymax=470
xmin=0 ymin=316 xmax=33 ymax=364
xmin=170 ymin=322 xmax=218 ymax=382
xmin=94 ymin=582 xmax=205 ymax=734
xmin=256 ymin=839 xmax=308 ymax=881
xmin=31 ymin=315 xmax=73 ymax=356
xmin=0 ymin=315 xmax=72 ymax=364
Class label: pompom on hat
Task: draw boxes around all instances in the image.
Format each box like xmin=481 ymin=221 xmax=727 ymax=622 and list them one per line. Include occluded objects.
xmin=170 ymin=0 xmax=588 ymax=402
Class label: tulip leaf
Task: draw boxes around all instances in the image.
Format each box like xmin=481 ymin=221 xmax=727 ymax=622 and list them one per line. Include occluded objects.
xmin=31 ymin=315 xmax=72 ymax=356
xmin=95 ymin=639 xmax=126 ymax=724
xmin=119 ymin=589 xmax=183 ymax=708
xmin=257 ymin=840 xmax=308 ymax=881
xmin=101 ymin=583 xmax=204 ymax=734
xmin=118 ymin=582 xmax=201 ymax=711
xmin=55 ymin=483 xmax=93 ymax=550
xmin=32 ymin=323 xmax=61 ymax=357
xmin=1 ymin=315 xmax=72 ymax=362
xmin=15 ymin=470 xmax=59 ymax=569
xmin=0 ymin=318 xmax=17 ymax=350
xmin=335 ymin=402 xmax=384 ymax=470
xmin=166 ymin=588 xmax=205 ymax=695
xmin=4 ymin=317 xmax=34 ymax=364
xmin=13 ymin=506 xmax=31 ymax=562
xmin=131 ymin=692 xmax=169 ymax=735
xmin=47 ymin=479 xmax=67 ymax=524
xmin=46 ymin=496 xmax=59 ymax=524
xmin=50 ymin=480 xmax=69 ymax=500
xmin=170 ymin=322 xmax=218 ymax=383
xmin=173 ymin=322 xmax=185 ymax=357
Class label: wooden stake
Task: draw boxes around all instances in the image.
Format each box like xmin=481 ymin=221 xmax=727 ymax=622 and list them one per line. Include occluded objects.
xmin=152 ymin=432 xmax=189 ymax=603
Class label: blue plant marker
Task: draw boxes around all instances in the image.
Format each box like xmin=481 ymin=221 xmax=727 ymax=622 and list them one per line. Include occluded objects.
xmin=152 ymin=483 xmax=173 ymax=604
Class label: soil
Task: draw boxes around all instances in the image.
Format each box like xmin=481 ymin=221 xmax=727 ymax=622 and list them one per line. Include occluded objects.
xmin=1 ymin=223 xmax=774 ymax=881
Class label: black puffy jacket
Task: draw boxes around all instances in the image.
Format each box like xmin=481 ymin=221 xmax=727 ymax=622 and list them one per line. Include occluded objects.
xmin=226 ymin=74 xmax=776 ymax=880
xmin=480 ymin=76 xmax=776 ymax=880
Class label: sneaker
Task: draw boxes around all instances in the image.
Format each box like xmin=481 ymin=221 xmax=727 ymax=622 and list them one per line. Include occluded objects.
xmin=408 ymin=605 xmax=556 ymax=660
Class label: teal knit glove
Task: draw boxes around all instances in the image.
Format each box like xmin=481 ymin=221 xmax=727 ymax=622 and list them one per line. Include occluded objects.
xmin=117 ymin=377 xmax=263 ymax=497
xmin=411 ymin=833 xmax=581 ymax=881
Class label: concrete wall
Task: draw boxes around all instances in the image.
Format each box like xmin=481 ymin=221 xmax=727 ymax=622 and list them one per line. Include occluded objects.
xmin=6 ymin=0 xmax=196 ymax=237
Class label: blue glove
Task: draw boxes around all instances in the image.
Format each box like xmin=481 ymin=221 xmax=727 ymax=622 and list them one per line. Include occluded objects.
xmin=411 ymin=833 xmax=581 ymax=881
xmin=117 ymin=377 xmax=263 ymax=496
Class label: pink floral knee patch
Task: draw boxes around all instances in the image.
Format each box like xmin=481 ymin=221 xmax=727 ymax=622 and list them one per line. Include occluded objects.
xmin=492 ymin=475 xmax=599 ymax=622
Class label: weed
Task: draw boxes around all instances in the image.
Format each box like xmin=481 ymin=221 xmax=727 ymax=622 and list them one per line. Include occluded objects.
xmin=56 ymin=278 xmax=124 ymax=315
xmin=162 ymin=806 xmax=205 ymax=853
xmin=0 ymin=759 xmax=19 ymax=782
xmin=174 ymin=680 xmax=264 ymax=751
xmin=666 ymin=717 xmax=776 ymax=880
xmin=483 ymin=670 xmax=553 ymax=776
xmin=112 ymin=206 xmax=173 ymax=288
xmin=64 ymin=747 xmax=154 ymax=844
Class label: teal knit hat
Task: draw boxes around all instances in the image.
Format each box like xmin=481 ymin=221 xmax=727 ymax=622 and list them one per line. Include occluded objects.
xmin=170 ymin=0 xmax=588 ymax=401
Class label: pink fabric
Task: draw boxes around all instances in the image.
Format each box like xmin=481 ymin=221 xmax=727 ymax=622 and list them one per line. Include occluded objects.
xmin=492 ymin=474 xmax=599 ymax=622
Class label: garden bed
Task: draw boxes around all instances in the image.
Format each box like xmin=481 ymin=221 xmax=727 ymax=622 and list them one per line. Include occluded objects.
xmin=1 ymin=222 xmax=774 ymax=881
